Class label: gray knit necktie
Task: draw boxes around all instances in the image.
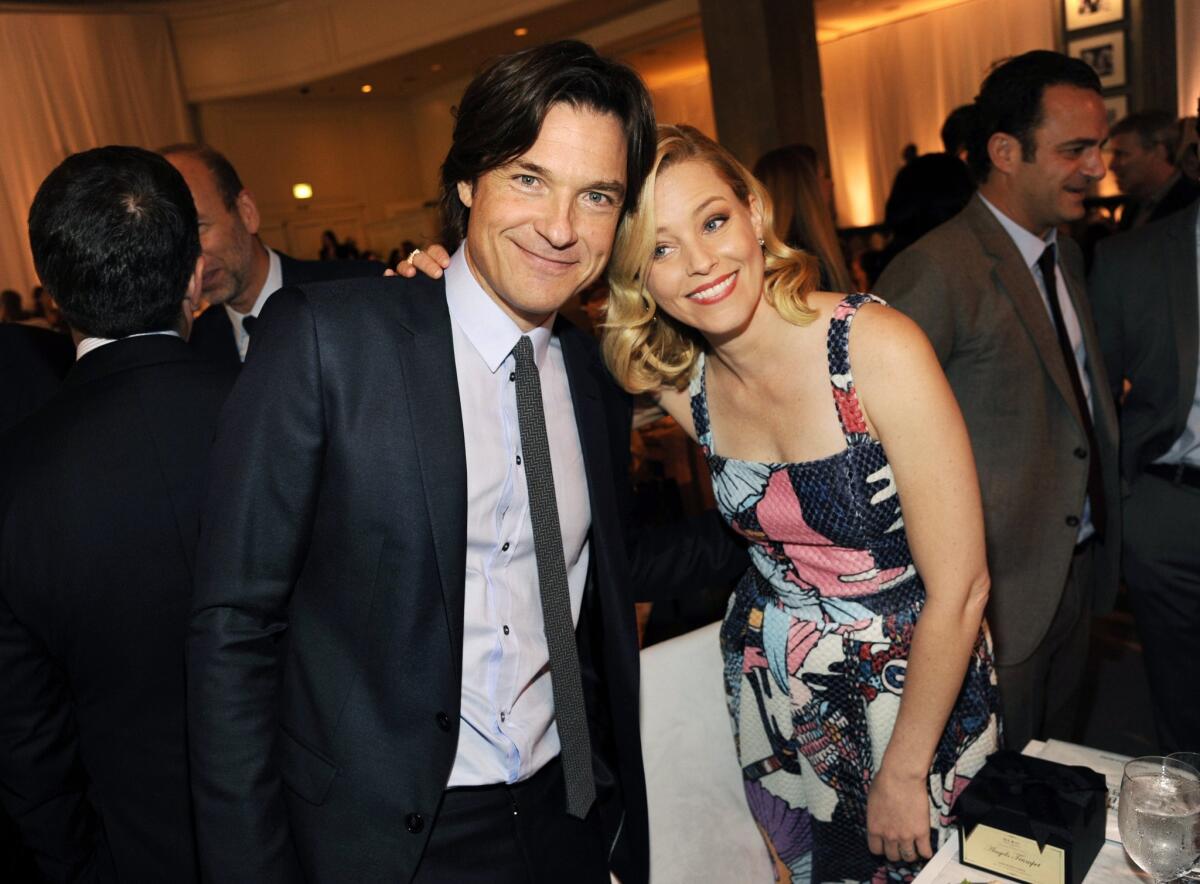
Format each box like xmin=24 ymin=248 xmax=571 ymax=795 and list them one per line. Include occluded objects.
xmin=512 ymin=335 xmax=595 ymax=819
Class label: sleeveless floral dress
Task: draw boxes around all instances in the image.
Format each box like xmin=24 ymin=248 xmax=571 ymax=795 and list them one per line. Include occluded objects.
xmin=691 ymin=294 xmax=1001 ymax=883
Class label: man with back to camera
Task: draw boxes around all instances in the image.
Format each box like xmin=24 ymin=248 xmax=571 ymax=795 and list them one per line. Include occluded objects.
xmin=1090 ymin=106 xmax=1200 ymax=752
xmin=1108 ymin=110 xmax=1200 ymax=231
xmin=0 ymin=146 xmax=236 ymax=881
xmin=160 ymin=143 xmax=384 ymax=366
xmin=876 ymin=51 xmax=1121 ymax=751
xmin=187 ymin=40 xmax=742 ymax=883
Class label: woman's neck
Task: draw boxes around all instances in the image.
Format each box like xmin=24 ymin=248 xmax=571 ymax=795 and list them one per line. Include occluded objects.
xmin=704 ymin=293 xmax=795 ymax=388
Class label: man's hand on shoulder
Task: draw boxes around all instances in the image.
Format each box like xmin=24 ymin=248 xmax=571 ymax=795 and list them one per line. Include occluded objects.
xmin=386 ymin=244 xmax=451 ymax=280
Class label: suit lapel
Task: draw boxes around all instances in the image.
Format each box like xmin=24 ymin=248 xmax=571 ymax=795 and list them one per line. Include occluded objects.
xmin=392 ymin=285 xmax=468 ymax=665
xmin=1061 ymin=247 xmax=1118 ymax=444
xmin=968 ymin=197 xmax=1084 ymax=427
xmin=557 ymin=320 xmax=620 ymax=571
xmin=1167 ymin=206 xmax=1200 ymax=433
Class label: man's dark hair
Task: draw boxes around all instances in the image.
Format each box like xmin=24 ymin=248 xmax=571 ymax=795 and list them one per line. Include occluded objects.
xmin=158 ymin=142 xmax=245 ymax=210
xmin=439 ymin=39 xmax=655 ymax=248
xmin=940 ymin=104 xmax=978 ymax=156
xmin=1109 ymin=110 xmax=1181 ymax=160
xmin=28 ymin=146 xmax=201 ymax=338
xmin=966 ymin=50 xmax=1102 ymax=182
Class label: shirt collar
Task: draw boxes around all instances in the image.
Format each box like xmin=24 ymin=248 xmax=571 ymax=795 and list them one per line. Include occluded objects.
xmin=76 ymin=329 xmax=182 ymax=360
xmin=980 ymin=193 xmax=1058 ymax=271
xmin=444 ymin=244 xmax=554 ymax=373
xmin=224 ymin=246 xmax=281 ymax=327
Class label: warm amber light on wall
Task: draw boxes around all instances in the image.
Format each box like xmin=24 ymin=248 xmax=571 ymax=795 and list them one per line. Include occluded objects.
xmin=292 ymin=183 xmax=314 ymax=200
xmin=513 ymin=27 xmax=528 ymax=37
xmin=360 ymin=83 xmax=373 ymax=94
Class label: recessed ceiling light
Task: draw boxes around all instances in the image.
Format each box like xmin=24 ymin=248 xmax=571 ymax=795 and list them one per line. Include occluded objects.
xmin=360 ymin=84 xmax=373 ymax=94
xmin=292 ymin=183 xmax=313 ymax=200
xmin=513 ymin=27 xmax=529 ymax=37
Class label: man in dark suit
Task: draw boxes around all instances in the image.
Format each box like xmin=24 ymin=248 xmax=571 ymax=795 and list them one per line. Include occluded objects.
xmin=159 ymin=143 xmax=384 ymax=366
xmin=0 ymin=146 xmax=237 ymax=881
xmin=188 ymin=41 xmax=739 ymax=884
xmin=0 ymin=323 xmax=73 ymax=433
xmin=1090 ymin=198 xmax=1200 ymax=752
xmin=876 ymin=51 xmax=1121 ymax=751
xmin=1110 ymin=110 xmax=1200 ymax=231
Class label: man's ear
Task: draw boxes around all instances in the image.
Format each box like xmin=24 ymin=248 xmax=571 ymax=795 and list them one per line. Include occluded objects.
xmin=988 ymin=132 xmax=1021 ymax=175
xmin=185 ymin=255 xmax=204 ymax=312
xmin=236 ymin=190 xmax=261 ymax=236
xmin=180 ymin=255 xmax=205 ymax=340
xmin=457 ymin=180 xmax=474 ymax=208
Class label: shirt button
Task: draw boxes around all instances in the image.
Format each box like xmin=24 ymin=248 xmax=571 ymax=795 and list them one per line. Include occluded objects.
xmin=503 ymin=625 xmax=510 ymax=635
xmin=1066 ymin=515 xmax=1080 ymax=527
xmin=509 ymin=371 xmax=516 ymax=382
xmin=500 ymin=712 xmax=506 ymax=723
xmin=1074 ymin=447 xmax=1088 ymax=459
xmin=405 ymin=813 xmax=424 ymax=834
xmin=502 ymin=542 xmax=510 ymax=552
xmin=436 ymin=712 xmax=451 ymax=732
xmin=515 ymin=454 xmax=522 ymax=466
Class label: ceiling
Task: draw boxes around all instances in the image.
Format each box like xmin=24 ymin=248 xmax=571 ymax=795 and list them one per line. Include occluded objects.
xmin=100 ymin=0 xmax=974 ymax=103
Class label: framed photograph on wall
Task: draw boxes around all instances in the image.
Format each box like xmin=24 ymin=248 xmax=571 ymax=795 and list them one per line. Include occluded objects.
xmin=1103 ymin=93 xmax=1129 ymax=128
xmin=1068 ymin=30 xmax=1126 ymax=88
xmin=1064 ymin=0 xmax=1124 ymax=31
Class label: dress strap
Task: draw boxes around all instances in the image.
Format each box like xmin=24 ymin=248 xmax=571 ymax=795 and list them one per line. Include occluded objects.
xmin=688 ymin=351 xmax=715 ymax=455
xmin=826 ymin=293 xmax=887 ymax=447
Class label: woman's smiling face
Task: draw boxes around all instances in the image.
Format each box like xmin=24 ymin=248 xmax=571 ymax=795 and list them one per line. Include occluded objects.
xmin=645 ymin=158 xmax=766 ymax=339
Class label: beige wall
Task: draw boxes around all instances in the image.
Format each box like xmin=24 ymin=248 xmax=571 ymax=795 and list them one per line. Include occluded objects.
xmin=196 ymin=92 xmax=450 ymax=259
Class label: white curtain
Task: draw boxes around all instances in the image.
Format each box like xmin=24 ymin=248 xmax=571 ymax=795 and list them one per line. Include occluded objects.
xmin=0 ymin=12 xmax=192 ymax=300
xmin=1178 ymin=0 xmax=1200 ymax=117
xmin=818 ymin=0 xmax=1055 ymax=227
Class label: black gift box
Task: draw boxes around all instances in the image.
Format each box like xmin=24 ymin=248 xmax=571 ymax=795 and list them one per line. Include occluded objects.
xmin=952 ymin=751 xmax=1107 ymax=884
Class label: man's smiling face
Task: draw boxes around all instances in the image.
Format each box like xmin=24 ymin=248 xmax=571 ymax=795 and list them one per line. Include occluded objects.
xmin=458 ymin=102 xmax=628 ymax=331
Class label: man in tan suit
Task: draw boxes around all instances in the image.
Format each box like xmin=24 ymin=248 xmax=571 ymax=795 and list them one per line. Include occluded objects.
xmin=876 ymin=51 xmax=1121 ymax=750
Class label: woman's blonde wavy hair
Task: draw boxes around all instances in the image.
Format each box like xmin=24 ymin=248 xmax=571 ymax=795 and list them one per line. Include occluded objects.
xmin=603 ymin=125 xmax=821 ymax=395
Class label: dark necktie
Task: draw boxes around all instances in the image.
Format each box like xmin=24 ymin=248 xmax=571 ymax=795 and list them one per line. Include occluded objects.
xmin=241 ymin=315 xmax=257 ymax=337
xmin=1036 ymin=244 xmax=1107 ymax=539
xmin=512 ymin=335 xmax=595 ymax=819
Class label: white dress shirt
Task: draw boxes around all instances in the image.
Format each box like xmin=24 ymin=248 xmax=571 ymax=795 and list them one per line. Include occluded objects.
xmin=443 ymin=244 xmax=592 ymax=787
xmin=75 ymin=329 xmax=182 ymax=360
xmin=224 ymin=247 xmax=281 ymax=362
xmin=1154 ymin=211 xmax=1200 ymax=468
xmin=981 ymin=195 xmax=1096 ymax=541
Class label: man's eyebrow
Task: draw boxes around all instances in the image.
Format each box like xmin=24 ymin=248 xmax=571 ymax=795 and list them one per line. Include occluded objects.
xmin=1057 ymin=137 xmax=1103 ymax=150
xmin=507 ymin=160 xmax=625 ymax=200
xmin=585 ymin=179 xmax=626 ymax=199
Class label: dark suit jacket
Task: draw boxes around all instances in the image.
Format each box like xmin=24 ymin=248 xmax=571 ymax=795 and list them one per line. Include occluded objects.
xmin=0 ymin=336 xmax=236 ymax=882
xmin=0 ymin=324 xmax=73 ymax=433
xmin=187 ymin=275 xmax=741 ymax=883
xmin=189 ymin=251 xmax=386 ymax=366
xmin=876 ymin=194 xmax=1121 ymax=667
xmin=1091 ymin=202 xmax=1199 ymax=482
xmin=1118 ymin=174 xmax=1200 ymax=231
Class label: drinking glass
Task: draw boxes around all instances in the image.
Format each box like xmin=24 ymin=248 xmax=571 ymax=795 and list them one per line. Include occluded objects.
xmin=1117 ymin=756 xmax=1200 ymax=882
xmin=1170 ymin=755 xmax=1200 ymax=882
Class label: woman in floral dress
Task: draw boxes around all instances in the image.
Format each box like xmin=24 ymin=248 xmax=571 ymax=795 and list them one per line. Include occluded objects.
xmin=603 ymin=126 xmax=1001 ymax=882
